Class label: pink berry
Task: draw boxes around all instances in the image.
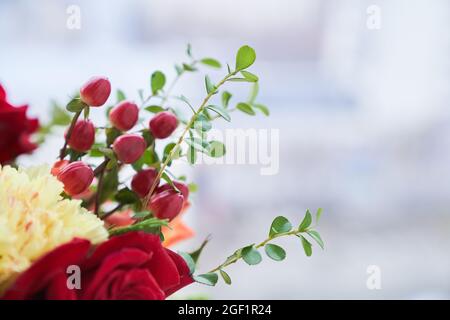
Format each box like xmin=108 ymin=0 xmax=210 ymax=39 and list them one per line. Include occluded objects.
xmin=112 ymin=134 xmax=146 ymax=164
xmin=57 ymin=161 xmax=94 ymax=196
xmin=80 ymin=76 xmax=111 ymax=107
xmin=148 ymin=189 xmax=184 ymax=221
xmin=156 ymin=181 xmax=189 ymax=204
xmin=109 ymin=101 xmax=139 ymax=131
xmin=149 ymin=111 xmax=178 ymax=139
xmin=131 ymin=168 xmax=160 ymax=198
xmin=66 ymin=119 xmax=95 ymax=152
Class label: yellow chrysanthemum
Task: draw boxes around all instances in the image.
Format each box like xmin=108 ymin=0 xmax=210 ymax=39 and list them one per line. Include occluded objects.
xmin=0 ymin=165 xmax=108 ymax=290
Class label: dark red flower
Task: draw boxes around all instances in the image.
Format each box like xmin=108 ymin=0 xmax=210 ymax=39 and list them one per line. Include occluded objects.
xmin=0 ymin=84 xmax=39 ymax=164
xmin=1 ymin=232 xmax=193 ymax=300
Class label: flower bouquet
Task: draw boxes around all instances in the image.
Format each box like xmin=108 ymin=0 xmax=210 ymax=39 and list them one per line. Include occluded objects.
xmin=0 ymin=45 xmax=324 ymax=300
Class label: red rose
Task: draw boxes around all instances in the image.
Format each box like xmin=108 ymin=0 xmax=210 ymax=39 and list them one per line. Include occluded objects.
xmin=0 ymin=84 xmax=39 ymax=164
xmin=2 ymin=232 xmax=193 ymax=300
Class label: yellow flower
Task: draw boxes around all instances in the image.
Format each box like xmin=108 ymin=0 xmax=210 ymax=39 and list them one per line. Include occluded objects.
xmin=0 ymin=165 xmax=108 ymax=290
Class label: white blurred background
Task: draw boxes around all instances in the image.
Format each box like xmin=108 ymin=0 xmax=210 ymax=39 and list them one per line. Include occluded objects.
xmin=1 ymin=0 xmax=449 ymax=299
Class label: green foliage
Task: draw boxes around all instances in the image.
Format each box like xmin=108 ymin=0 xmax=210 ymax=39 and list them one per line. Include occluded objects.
xmin=151 ymin=71 xmax=166 ymax=94
xmin=194 ymin=273 xmax=219 ymax=286
xmin=116 ymin=89 xmax=126 ymax=102
xmin=66 ymin=98 xmax=87 ymax=113
xmin=241 ymin=245 xmax=262 ymax=265
xmin=200 ymin=58 xmax=222 ymax=68
xmin=265 ymin=244 xmax=286 ymax=261
xmin=109 ymin=217 xmax=168 ymax=237
xmin=269 ymin=216 xmax=292 ymax=237
xmin=235 ymin=45 xmax=256 ymax=71
xmin=145 ymin=105 xmax=165 ymax=113
xmin=208 ymin=141 xmax=226 ymax=158
xmin=220 ymin=270 xmax=232 ymax=285
xmin=236 ymin=102 xmax=255 ymax=115
xmin=206 ymin=105 xmax=231 ymax=122
xmin=298 ymin=210 xmax=312 ymax=231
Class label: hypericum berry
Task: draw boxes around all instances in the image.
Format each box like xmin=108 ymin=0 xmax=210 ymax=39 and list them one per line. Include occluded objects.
xmin=156 ymin=181 xmax=189 ymax=204
xmin=80 ymin=76 xmax=111 ymax=107
xmin=112 ymin=134 xmax=146 ymax=164
xmin=50 ymin=160 xmax=69 ymax=176
xmin=57 ymin=161 xmax=94 ymax=196
xmin=148 ymin=189 xmax=184 ymax=221
xmin=149 ymin=111 xmax=178 ymax=139
xmin=66 ymin=119 xmax=95 ymax=152
xmin=109 ymin=101 xmax=139 ymax=131
xmin=131 ymin=168 xmax=160 ymax=198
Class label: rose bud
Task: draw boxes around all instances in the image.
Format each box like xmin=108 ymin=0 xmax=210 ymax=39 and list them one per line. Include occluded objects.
xmin=80 ymin=76 xmax=111 ymax=107
xmin=131 ymin=168 xmax=160 ymax=198
xmin=149 ymin=111 xmax=178 ymax=139
xmin=57 ymin=161 xmax=94 ymax=196
xmin=148 ymin=189 xmax=184 ymax=221
xmin=109 ymin=101 xmax=139 ymax=131
xmin=112 ymin=134 xmax=146 ymax=164
xmin=157 ymin=181 xmax=189 ymax=203
xmin=66 ymin=119 xmax=95 ymax=152
xmin=50 ymin=160 xmax=69 ymax=176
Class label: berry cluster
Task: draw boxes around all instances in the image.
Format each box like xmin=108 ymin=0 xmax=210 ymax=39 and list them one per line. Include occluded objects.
xmin=54 ymin=76 xmax=185 ymax=222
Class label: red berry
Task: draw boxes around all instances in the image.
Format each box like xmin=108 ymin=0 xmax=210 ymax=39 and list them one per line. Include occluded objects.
xmin=80 ymin=76 xmax=111 ymax=107
xmin=109 ymin=101 xmax=139 ymax=131
xmin=156 ymin=181 xmax=189 ymax=203
xmin=66 ymin=119 xmax=95 ymax=152
xmin=112 ymin=134 xmax=146 ymax=164
xmin=57 ymin=161 xmax=94 ymax=196
xmin=149 ymin=111 xmax=178 ymax=139
xmin=131 ymin=168 xmax=160 ymax=198
xmin=50 ymin=160 xmax=69 ymax=176
xmin=148 ymin=189 xmax=184 ymax=221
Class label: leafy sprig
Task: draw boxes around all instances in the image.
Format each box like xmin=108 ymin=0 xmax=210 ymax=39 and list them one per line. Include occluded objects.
xmin=184 ymin=209 xmax=324 ymax=286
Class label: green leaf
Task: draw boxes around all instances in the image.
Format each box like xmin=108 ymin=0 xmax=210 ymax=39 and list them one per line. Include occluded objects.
xmin=299 ymin=210 xmax=312 ymax=231
xmin=200 ymin=58 xmax=222 ymax=68
xmin=115 ymin=187 xmax=140 ymax=205
xmin=98 ymin=147 xmax=116 ymax=160
xmin=208 ymin=140 xmax=226 ymax=158
xmin=188 ymin=182 xmax=198 ymax=193
xmin=236 ymin=102 xmax=255 ymax=115
xmin=145 ymin=105 xmax=165 ymax=113
xmin=183 ymin=63 xmax=197 ymax=72
xmin=151 ymin=71 xmax=166 ymax=94
xmin=194 ymin=114 xmax=212 ymax=132
xmin=205 ymin=75 xmax=216 ymax=94
xmin=187 ymin=145 xmax=197 ymax=164
xmin=248 ymin=83 xmax=259 ymax=104
xmin=189 ymin=236 xmax=210 ymax=264
xmin=179 ymin=252 xmax=196 ymax=275
xmin=83 ymin=105 xmax=90 ymax=119
xmin=206 ymin=105 xmax=231 ymax=122
xmin=265 ymin=244 xmax=286 ymax=261
xmin=241 ymin=70 xmax=259 ymax=82
xmin=300 ymin=235 xmax=312 ymax=257
xmin=132 ymin=149 xmax=158 ymax=171
xmin=185 ymin=137 xmax=209 ymax=153
xmin=186 ymin=43 xmax=193 ymax=57
xmin=89 ymin=148 xmax=104 ymax=158
xmin=50 ymin=102 xmax=71 ymax=126
xmin=253 ymin=103 xmax=270 ymax=116
xmin=316 ymin=208 xmax=323 ymax=223
xmin=269 ymin=216 xmax=292 ymax=237
xmin=100 ymin=167 xmax=119 ymax=203
xmin=109 ymin=217 xmax=168 ymax=236
xmin=175 ymin=64 xmax=183 ymax=76
xmin=66 ymin=98 xmax=87 ymax=113
xmin=235 ymin=45 xmax=256 ymax=71
xmin=241 ymin=245 xmax=262 ymax=265
xmin=220 ymin=270 xmax=232 ymax=285
xmin=163 ymin=142 xmax=181 ymax=164
xmin=227 ymin=77 xmax=256 ymax=82
xmin=194 ymin=273 xmax=218 ymax=286
xmin=307 ymin=230 xmax=324 ymax=249
xmin=106 ymin=127 xmax=121 ymax=146
xmin=116 ymin=89 xmax=126 ymax=102
xmin=161 ymin=172 xmax=181 ymax=193
xmin=221 ymin=91 xmax=232 ymax=108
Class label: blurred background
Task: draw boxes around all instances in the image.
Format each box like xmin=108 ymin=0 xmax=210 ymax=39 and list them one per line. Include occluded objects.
xmin=1 ymin=0 xmax=449 ymax=299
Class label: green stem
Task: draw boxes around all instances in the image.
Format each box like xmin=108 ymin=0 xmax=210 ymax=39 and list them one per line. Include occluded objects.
xmin=142 ymin=69 xmax=238 ymax=208
xmin=59 ymin=110 xmax=82 ymax=160
xmin=208 ymin=229 xmax=302 ymax=273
